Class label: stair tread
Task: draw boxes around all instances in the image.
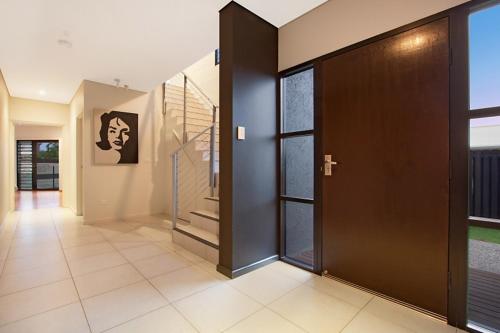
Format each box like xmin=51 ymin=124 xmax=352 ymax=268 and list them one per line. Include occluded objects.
xmin=175 ymin=223 xmax=219 ymax=246
xmin=191 ymin=210 xmax=219 ymax=221
xmin=204 ymin=196 xmax=219 ymax=202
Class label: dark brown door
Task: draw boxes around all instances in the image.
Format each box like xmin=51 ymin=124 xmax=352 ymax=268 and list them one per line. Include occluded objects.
xmin=321 ymin=18 xmax=450 ymax=316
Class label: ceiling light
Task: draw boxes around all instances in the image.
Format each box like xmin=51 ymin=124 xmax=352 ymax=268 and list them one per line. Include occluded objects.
xmin=39 ymin=90 xmax=46 ymax=96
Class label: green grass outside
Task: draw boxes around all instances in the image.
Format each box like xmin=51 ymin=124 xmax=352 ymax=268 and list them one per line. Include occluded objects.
xmin=469 ymin=226 xmax=500 ymax=245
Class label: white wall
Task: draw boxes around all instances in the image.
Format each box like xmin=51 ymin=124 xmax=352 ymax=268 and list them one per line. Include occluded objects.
xmin=183 ymin=51 xmax=219 ymax=106
xmin=81 ymin=81 xmax=168 ymax=222
xmin=9 ymin=97 xmax=71 ymax=207
xmin=471 ymin=125 xmax=500 ymax=148
xmin=0 ymin=70 xmax=10 ymax=224
xmin=278 ymin=0 xmax=470 ymax=71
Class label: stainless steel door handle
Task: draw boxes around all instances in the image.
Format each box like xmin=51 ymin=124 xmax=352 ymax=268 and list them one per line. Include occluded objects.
xmin=324 ymin=155 xmax=338 ymax=176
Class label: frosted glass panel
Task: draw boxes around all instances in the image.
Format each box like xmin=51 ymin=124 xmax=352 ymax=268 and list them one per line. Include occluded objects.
xmin=283 ymin=69 xmax=314 ymax=132
xmin=283 ymin=201 xmax=314 ymax=266
xmin=282 ymin=136 xmax=314 ymax=199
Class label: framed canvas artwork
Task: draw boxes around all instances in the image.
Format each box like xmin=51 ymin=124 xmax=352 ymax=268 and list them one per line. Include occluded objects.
xmin=94 ymin=109 xmax=138 ymax=164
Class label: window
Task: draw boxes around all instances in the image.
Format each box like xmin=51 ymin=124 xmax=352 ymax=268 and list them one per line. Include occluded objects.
xmin=469 ymin=3 xmax=500 ymax=110
xmin=280 ymin=67 xmax=315 ymax=268
xmin=467 ymin=4 xmax=500 ymax=332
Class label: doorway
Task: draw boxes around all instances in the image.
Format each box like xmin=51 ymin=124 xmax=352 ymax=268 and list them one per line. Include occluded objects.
xmin=320 ymin=18 xmax=450 ymax=317
xmin=17 ymin=140 xmax=59 ymax=191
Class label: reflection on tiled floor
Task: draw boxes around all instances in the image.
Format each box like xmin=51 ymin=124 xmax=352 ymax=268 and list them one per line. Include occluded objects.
xmin=0 ymin=208 xmax=466 ymax=333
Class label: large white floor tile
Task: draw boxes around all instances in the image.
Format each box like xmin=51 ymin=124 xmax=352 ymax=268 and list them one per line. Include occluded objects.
xmin=306 ymin=276 xmax=373 ymax=308
xmin=68 ymin=251 xmax=127 ymax=277
xmin=82 ymin=280 xmax=167 ymax=333
xmin=7 ymin=243 xmax=62 ymax=260
xmin=342 ymin=311 xmax=414 ymax=333
xmin=64 ymin=242 xmax=115 ymax=261
xmin=119 ymin=244 xmax=167 ymax=262
xmin=363 ymin=297 xmax=460 ymax=333
xmin=133 ymin=253 xmax=191 ymax=278
xmin=0 ymin=279 xmax=78 ymax=325
xmin=0 ymin=302 xmax=90 ymax=333
xmin=225 ymin=308 xmax=305 ymax=333
xmin=268 ymin=285 xmax=359 ymax=333
xmin=60 ymin=233 xmax=106 ymax=248
xmin=174 ymin=284 xmax=262 ymax=333
xmin=150 ymin=265 xmax=222 ymax=302
xmin=229 ymin=266 xmax=302 ymax=304
xmin=73 ymin=264 xmax=144 ymax=299
xmin=264 ymin=261 xmax=315 ymax=283
xmin=0 ymin=261 xmax=70 ymax=296
xmin=105 ymin=305 xmax=196 ymax=333
xmin=2 ymin=254 xmax=66 ymax=276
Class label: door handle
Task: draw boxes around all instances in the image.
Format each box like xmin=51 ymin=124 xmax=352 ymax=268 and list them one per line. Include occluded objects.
xmin=324 ymin=155 xmax=338 ymax=176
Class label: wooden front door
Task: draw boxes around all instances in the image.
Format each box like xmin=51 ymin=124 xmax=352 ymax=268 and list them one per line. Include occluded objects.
xmin=321 ymin=18 xmax=450 ymax=316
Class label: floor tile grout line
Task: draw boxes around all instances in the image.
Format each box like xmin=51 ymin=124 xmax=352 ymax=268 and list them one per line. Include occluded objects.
xmin=0 ymin=211 xmax=85 ymax=329
xmin=0 ymin=275 xmax=71 ymax=298
xmin=103 ymin=227 xmax=204 ymax=333
xmin=50 ymin=208 xmax=94 ymax=333
xmin=0 ymin=301 xmax=84 ymax=329
xmin=339 ymin=295 xmax=375 ymax=333
xmin=103 ymin=232 xmax=204 ymax=333
xmin=0 ymin=213 xmax=20 ymax=277
xmin=98 ymin=304 xmax=177 ymax=333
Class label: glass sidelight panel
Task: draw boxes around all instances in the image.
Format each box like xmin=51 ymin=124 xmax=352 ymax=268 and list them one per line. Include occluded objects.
xmin=35 ymin=142 xmax=59 ymax=190
xmin=468 ymin=116 xmax=500 ymax=332
xmin=282 ymin=136 xmax=314 ymax=199
xmin=280 ymin=66 xmax=315 ymax=270
xmin=282 ymin=68 xmax=314 ymax=132
xmin=469 ymin=3 xmax=500 ymax=110
xmin=470 ymin=116 xmax=500 ymax=220
xmin=283 ymin=201 xmax=314 ymax=266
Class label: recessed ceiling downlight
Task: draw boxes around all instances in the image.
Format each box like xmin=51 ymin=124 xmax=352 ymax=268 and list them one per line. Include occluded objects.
xmin=57 ymin=39 xmax=72 ymax=48
xmin=39 ymin=90 xmax=46 ymax=96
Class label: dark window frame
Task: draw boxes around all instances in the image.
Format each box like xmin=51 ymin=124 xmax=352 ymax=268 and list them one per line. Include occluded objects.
xmin=279 ymin=65 xmax=318 ymax=271
xmin=16 ymin=139 xmax=60 ymax=191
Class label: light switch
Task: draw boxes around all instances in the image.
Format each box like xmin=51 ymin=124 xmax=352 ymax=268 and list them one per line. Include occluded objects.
xmin=237 ymin=126 xmax=246 ymax=140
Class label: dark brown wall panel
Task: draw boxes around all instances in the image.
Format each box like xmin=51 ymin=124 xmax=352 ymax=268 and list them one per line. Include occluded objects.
xmin=218 ymin=2 xmax=279 ymax=276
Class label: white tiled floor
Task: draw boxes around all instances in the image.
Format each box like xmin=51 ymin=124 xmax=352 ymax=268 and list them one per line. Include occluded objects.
xmin=0 ymin=208 xmax=467 ymax=333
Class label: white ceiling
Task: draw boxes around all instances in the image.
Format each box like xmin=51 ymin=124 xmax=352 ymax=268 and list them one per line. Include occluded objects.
xmin=0 ymin=0 xmax=326 ymax=104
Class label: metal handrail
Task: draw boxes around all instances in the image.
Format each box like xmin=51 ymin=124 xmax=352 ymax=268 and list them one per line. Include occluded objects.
xmin=169 ymin=71 xmax=219 ymax=230
xmin=181 ymin=71 xmax=219 ymax=109
xmin=171 ymin=123 xmax=215 ymax=156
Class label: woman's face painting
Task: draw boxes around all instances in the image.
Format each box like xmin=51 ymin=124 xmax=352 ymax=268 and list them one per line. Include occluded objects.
xmin=107 ymin=117 xmax=130 ymax=151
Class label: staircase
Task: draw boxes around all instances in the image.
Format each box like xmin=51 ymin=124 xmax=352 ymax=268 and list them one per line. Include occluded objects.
xmin=166 ymin=73 xmax=220 ymax=264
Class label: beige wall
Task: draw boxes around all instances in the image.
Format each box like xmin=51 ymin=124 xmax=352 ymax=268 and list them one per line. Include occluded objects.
xmin=15 ymin=125 xmax=62 ymax=140
xmin=10 ymin=97 xmax=71 ymax=207
xmin=183 ymin=51 xmax=219 ymax=106
xmin=10 ymin=97 xmax=69 ymax=126
xmin=278 ymin=0 xmax=470 ymax=71
xmin=81 ymin=81 xmax=168 ymax=222
xmin=0 ymin=71 xmax=10 ymax=225
xmin=69 ymin=83 xmax=84 ymax=214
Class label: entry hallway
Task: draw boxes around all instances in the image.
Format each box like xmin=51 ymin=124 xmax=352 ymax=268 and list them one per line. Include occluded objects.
xmin=0 ymin=208 xmax=465 ymax=333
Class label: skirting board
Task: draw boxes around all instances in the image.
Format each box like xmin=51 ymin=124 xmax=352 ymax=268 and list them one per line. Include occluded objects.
xmin=217 ymin=255 xmax=279 ymax=279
